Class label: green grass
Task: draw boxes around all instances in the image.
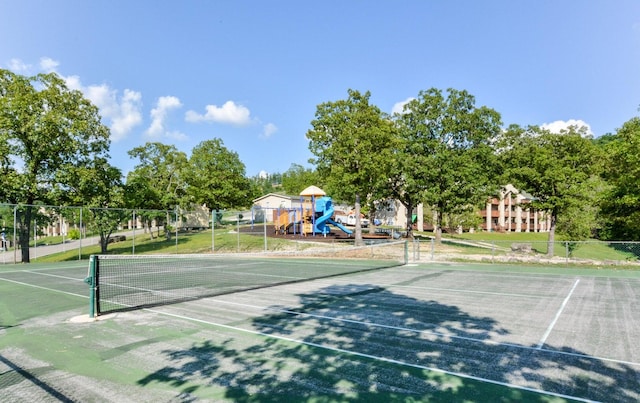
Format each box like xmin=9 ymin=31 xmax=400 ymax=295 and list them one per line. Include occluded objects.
xmin=421 ymin=231 xmax=639 ymax=262
xmin=23 ymin=227 xmax=640 ymax=266
xmin=35 ymin=227 xmax=295 ymax=263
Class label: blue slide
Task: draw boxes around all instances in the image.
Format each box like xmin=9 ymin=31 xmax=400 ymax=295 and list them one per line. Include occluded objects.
xmin=314 ymin=196 xmax=353 ymax=235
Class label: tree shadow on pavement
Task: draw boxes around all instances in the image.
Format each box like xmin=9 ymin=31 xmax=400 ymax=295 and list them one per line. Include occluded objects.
xmin=137 ymin=283 xmax=639 ymax=402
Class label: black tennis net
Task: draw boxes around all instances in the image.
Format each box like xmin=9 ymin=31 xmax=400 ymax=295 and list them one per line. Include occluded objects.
xmin=85 ymin=240 xmax=407 ymax=317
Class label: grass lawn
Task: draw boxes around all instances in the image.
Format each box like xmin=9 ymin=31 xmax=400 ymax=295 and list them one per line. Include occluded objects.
xmin=35 ymin=227 xmax=295 ymax=263
xmin=424 ymin=231 xmax=638 ymax=262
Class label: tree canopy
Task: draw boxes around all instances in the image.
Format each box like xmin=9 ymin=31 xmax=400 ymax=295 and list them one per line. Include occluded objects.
xmin=57 ymin=157 xmax=125 ymax=253
xmin=393 ymin=88 xmax=502 ymax=240
xmin=281 ymin=163 xmax=321 ymax=195
xmin=599 ymin=117 xmax=640 ymax=240
xmin=498 ymin=125 xmax=602 ymax=255
xmin=0 ymin=70 xmax=111 ymax=261
xmin=184 ymin=138 xmax=255 ymax=210
xmin=307 ymin=89 xmax=398 ymax=243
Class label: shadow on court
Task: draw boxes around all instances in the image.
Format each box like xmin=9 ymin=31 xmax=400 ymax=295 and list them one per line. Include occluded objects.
xmin=0 ymin=354 xmax=74 ymax=403
xmin=136 ymin=283 xmax=639 ymax=402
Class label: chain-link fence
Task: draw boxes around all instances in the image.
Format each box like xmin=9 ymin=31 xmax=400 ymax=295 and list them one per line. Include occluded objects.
xmin=409 ymin=237 xmax=640 ymax=266
xmin=1 ymin=203 xmax=214 ymax=263
xmin=2 ymin=203 xmax=640 ymax=267
xmin=0 ymin=203 xmax=295 ymax=263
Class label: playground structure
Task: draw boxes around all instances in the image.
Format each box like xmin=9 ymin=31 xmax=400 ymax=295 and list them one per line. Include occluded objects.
xmin=273 ymin=186 xmax=353 ymax=237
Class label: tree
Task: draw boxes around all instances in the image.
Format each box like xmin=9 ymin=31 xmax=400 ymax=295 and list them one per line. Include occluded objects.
xmin=184 ymin=138 xmax=254 ymax=210
xmin=394 ymin=88 xmax=502 ymax=240
xmin=126 ymin=142 xmax=189 ymax=238
xmin=281 ymin=164 xmax=321 ymax=195
xmin=55 ymin=158 xmax=126 ymax=253
xmin=306 ymin=89 xmax=398 ymax=244
xmin=599 ymin=117 xmax=640 ymax=240
xmin=0 ymin=70 xmax=110 ymax=262
xmin=499 ymin=125 xmax=602 ymax=255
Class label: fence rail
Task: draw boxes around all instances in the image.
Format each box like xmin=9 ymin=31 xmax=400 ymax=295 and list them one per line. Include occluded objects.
xmin=410 ymin=237 xmax=640 ymax=267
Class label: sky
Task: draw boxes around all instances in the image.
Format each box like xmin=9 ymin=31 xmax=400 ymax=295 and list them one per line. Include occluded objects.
xmin=1 ymin=1 xmax=639 ymax=178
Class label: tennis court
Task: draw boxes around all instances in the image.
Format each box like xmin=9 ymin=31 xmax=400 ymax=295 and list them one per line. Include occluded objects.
xmin=1 ymin=255 xmax=639 ymax=402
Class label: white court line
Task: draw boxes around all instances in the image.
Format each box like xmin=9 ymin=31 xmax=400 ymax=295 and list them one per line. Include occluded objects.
xmin=26 ymin=271 xmax=86 ymax=282
xmin=537 ymin=279 xmax=580 ymax=349
xmin=387 ymin=284 xmax=543 ymax=299
xmin=0 ymin=276 xmax=87 ymax=299
xmin=147 ymin=306 xmax=599 ymax=403
xmin=183 ymin=294 xmax=640 ymax=368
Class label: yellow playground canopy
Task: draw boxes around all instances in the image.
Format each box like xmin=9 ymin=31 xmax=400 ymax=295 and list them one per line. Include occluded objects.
xmin=299 ymin=185 xmax=326 ymax=197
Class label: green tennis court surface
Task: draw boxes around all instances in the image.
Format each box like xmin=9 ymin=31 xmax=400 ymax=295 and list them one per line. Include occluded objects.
xmin=1 ymin=260 xmax=639 ymax=402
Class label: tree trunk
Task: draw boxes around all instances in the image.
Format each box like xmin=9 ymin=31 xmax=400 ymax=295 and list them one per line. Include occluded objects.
xmin=100 ymin=234 xmax=108 ymax=254
xmin=404 ymin=201 xmax=414 ymax=239
xmin=146 ymin=219 xmax=155 ymax=239
xmin=19 ymin=205 xmax=33 ymax=263
xmin=547 ymin=213 xmax=557 ymax=257
xmin=368 ymin=203 xmax=377 ymax=233
xmin=435 ymin=210 xmax=443 ymax=244
xmin=354 ymin=194 xmax=364 ymax=246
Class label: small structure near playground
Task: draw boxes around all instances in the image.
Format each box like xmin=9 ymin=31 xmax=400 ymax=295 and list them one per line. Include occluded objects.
xmin=273 ymin=186 xmax=353 ymax=237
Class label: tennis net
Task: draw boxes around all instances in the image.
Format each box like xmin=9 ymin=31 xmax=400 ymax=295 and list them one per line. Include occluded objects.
xmin=85 ymin=240 xmax=407 ymax=317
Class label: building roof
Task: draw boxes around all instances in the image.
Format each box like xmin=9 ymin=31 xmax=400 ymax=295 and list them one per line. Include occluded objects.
xmin=252 ymin=193 xmax=299 ymax=203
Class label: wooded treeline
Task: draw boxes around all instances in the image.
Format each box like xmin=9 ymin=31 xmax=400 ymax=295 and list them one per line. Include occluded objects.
xmin=1 ymin=70 xmax=638 ymax=260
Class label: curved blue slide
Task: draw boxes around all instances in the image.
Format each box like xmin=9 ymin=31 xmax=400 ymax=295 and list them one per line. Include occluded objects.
xmin=314 ymin=196 xmax=353 ymax=235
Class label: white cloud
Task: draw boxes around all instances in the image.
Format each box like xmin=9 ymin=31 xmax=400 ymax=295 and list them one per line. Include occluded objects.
xmin=8 ymin=58 xmax=31 ymax=72
xmin=165 ymin=130 xmax=188 ymax=141
xmin=146 ymin=96 xmax=183 ymax=137
xmin=5 ymin=57 xmax=143 ymax=141
xmin=39 ymin=57 xmax=59 ymax=72
xmin=541 ymin=119 xmax=593 ymax=137
xmin=261 ymin=123 xmax=278 ymax=139
xmin=185 ymin=101 xmax=251 ymax=125
xmin=68 ymin=77 xmax=143 ymax=141
xmin=392 ymin=97 xmax=415 ymax=115
xmin=110 ymin=89 xmax=144 ymax=140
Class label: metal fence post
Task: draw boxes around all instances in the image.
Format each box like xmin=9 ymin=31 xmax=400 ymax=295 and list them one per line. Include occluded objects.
xmin=431 ymin=238 xmax=435 ymax=261
xmin=263 ymin=207 xmax=267 ymax=252
xmin=211 ymin=210 xmax=215 ymax=253
xmin=132 ymin=210 xmax=136 ymax=255
xmin=175 ymin=208 xmax=179 ymax=254
xmin=79 ymin=207 xmax=83 ymax=261
xmin=404 ymin=240 xmax=409 ymax=264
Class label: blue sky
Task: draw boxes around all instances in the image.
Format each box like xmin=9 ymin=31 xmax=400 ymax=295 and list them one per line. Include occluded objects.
xmin=1 ymin=1 xmax=639 ymax=177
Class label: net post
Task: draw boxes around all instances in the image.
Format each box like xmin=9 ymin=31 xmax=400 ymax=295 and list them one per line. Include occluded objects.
xmin=85 ymin=255 xmax=97 ymax=318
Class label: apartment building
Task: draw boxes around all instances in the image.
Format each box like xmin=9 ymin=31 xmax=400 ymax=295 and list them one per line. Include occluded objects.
xmin=481 ymin=184 xmax=549 ymax=232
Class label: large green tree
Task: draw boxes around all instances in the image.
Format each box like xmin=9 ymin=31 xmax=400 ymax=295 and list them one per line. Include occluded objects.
xmin=0 ymin=70 xmax=110 ymax=262
xmin=499 ymin=125 xmax=602 ymax=255
xmin=56 ymin=158 xmax=126 ymax=253
xmin=126 ymin=142 xmax=189 ymax=237
xmin=307 ymin=89 xmax=398 ymax=244
xmin=282 ymin=164 xmax=321 ymax=195
xmin=599 ymin=117 xmax=640 ymax=240
xmin=184 ymin=138 xmax=255 ymax=210
xmin=394 ymin=88 xmax=502 ymax=240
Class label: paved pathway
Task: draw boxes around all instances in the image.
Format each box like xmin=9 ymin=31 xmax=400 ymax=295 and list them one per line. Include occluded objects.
xmin=0 ymin=230 xmax=139 ymax=264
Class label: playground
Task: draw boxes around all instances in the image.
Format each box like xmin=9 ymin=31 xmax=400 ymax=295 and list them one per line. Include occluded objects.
xmin=270 ymin=186 xmax=372 ymax=239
